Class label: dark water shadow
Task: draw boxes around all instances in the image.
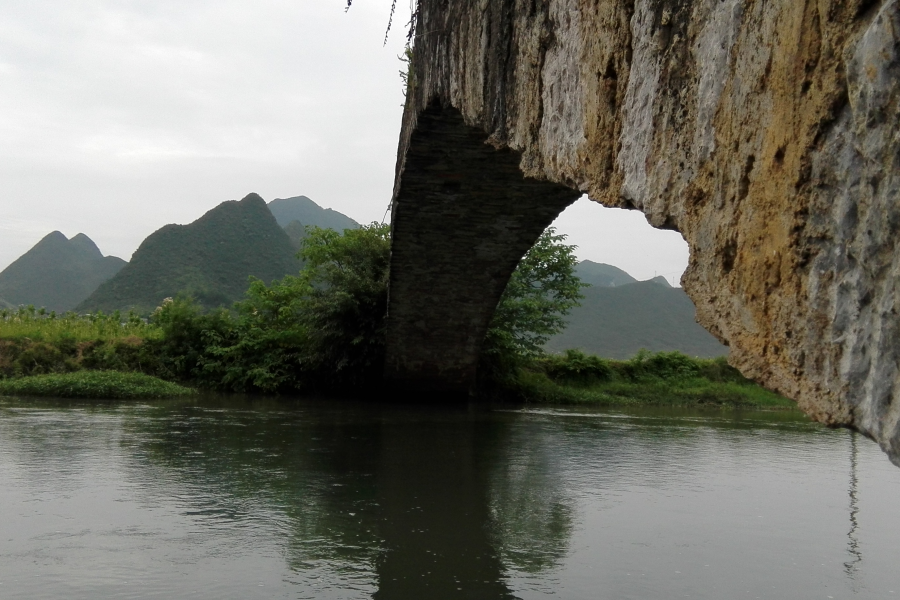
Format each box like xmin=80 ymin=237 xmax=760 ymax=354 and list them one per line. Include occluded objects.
xmin=113 ymin=396 xmax=573 ymax=598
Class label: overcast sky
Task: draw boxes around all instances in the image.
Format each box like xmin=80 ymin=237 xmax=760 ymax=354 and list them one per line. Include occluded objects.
xmin=0 ymin=0 xmax=688 ymax=285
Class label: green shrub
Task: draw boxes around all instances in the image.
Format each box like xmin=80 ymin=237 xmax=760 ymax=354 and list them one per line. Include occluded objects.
xmin=147 ymin=296 xmax=236 ymax=385
xmin=696 ymin=355 xmax=753 ymax=384
xmin=0 ymin=335 xmax=164 ymax=380
xmin=616 ymin=350 xmax=702 ymax=381
xmin=0 ymin=371 xmax=195 ymax=399
xmin=12 ymin=342 xmax=69 ymax=376
xmin=507 ymin=350 xmax=795 ymax=409
xmin=539 ymin=349 xmax=613 ymax=385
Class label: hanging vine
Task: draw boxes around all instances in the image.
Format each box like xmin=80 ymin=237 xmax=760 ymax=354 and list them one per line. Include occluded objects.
xmin=345 ymin=0 xmax=418 ymax=45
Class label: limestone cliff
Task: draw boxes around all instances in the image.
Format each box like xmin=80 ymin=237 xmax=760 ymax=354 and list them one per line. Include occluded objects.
xmin=393 ymin=0 xmax=900 ymax=460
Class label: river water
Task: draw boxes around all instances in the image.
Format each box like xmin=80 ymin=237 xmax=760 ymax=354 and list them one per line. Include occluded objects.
xmin=0 ymin=396 xmax=897 ymax=599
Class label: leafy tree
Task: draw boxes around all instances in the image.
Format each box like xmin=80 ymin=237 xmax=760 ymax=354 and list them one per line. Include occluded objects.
xmin=149 ymin=296 xmax=235 ymax=385
xmin=290 ymin=223 xmax=391 ymax=388
xmin=179 ymin=223 xmax=391 ymax=393
xmin=480 ymin=228 xmax=585 ymax=384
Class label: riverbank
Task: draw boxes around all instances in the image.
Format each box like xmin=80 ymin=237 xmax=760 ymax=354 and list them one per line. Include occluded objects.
xmin=509 ymin=350 xmax=796 ymax=409
xmin=0 ymin=308 xmax=791 ymax=407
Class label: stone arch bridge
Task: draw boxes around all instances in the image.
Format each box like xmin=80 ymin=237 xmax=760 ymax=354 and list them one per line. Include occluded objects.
xmin=383 ymin=0 xmax=900 ymax=462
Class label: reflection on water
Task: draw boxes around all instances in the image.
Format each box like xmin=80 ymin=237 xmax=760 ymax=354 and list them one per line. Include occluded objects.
xmin=844 ymin=431 xmax=862 ymax=585
xmin=0 ymin=397 xmax=898 ymax=599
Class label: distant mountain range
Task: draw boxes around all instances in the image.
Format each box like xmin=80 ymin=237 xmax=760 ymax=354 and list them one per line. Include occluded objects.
xmin=546 ymin=267 xmax=726 ymax=359
xmin=2 ymin=194 xmax=360 ymax=315
xmin=0 ymin=232 xmax=125 ymax=313
xmin=77 ymin=193 xmax=300 ymax=314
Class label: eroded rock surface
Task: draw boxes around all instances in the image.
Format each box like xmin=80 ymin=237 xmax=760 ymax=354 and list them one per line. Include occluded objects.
xmin=387 ymin=0 xmax=899 ymax=461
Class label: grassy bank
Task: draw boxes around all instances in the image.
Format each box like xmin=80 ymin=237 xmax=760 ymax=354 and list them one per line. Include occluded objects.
xmin=509 ymin=350 xmax=796 ymax=409
xmin=0 ymin=306 xmax=164 ymax=379
xmin=0 ymin=371 xmax=195 ymax=399
xmin=0 ymin=306 xmax=161 ymax=343
xmin=0 ymin=305 xmax=795 ymax=408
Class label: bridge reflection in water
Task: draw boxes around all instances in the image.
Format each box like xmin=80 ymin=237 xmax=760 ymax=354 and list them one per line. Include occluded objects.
xmin=127 ymin=399 xmax=572 ymax=599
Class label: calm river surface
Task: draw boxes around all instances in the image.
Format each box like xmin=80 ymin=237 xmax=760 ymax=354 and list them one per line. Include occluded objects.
xmin=1 ymin=396 xmax=898 ymax=599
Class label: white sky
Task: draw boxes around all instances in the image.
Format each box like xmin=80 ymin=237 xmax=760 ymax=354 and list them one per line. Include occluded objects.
xmin=0 ymin=0 xmax=688 ymax=285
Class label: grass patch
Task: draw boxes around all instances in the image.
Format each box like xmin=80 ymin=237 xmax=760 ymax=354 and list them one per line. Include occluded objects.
xmin=510 ymin=350 xmax=797 ymax=409
xmin=0 ymin=371 xmax=195 ymax=399
xmin=0 ymin=306 xmax=161 ymax=344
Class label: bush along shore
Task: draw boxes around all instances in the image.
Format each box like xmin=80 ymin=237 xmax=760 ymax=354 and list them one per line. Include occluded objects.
xmin=502 ymin=349 xmax=796 ymax=409
xmin=0 ymin=371 xmax=195 ymax=400
xmin=0 ymin=225 xmax=795 ymax=408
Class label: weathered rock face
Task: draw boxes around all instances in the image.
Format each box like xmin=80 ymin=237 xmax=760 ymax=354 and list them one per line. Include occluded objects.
xmin=387 ymin=0 xmax=899 ymax=461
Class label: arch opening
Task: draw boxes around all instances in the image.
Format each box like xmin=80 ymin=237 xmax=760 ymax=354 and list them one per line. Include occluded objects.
xmin=551 ymin=196 xmax=689 ymax=288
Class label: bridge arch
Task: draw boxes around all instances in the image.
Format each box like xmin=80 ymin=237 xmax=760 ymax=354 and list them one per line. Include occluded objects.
xmin=384 ymin=0 xmax=900 ymax=464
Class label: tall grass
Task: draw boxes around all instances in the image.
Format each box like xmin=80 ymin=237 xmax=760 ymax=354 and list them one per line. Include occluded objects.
xmin=0 ymin=306 xmax=164 ymax=379
xmin=0 ymin=305 xmax=161 ymax=343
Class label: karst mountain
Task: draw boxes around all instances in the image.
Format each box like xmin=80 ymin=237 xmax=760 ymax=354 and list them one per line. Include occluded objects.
xmin=77 ymin=193 xmax=301 ymax=314
xmin=0 ymin=232 xmax=126 ymax=313
xmin=269 ymin=195 xmax=360 ymax=249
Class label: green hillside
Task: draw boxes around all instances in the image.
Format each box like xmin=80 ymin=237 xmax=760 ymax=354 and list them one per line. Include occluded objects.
xmin=0 ymin=232 xmax=126 ymax=312
xmin=268 ymin=196 xmax=359 ymax=231
xmin=283 ymin=220 xmax=308 ymax=250
xmin=574 ymin=260 xmax=637 ymax=287
xmin=546 ymin=279 xmax=727 ymax=359
xmin=77 ymin=193 xmax=300 ymax=315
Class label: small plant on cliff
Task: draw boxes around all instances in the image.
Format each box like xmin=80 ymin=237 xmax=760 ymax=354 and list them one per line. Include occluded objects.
xmin=399 ymin=44 xmax=414 ymax=98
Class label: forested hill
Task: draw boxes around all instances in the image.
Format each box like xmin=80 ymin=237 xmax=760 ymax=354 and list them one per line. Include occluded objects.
xmin=77 ymin=193 xmax=299 ymax=315
xmin=282 ymin=220 xmax=308 ymax=250
xmin=0 ymin=232 xmax=125 ymax=312
xmin=268 ymin=196 xmax=359 ymax=231
xmin=269 ymin=196 xmax=360 ymax=250
xmin=546 ymin=273 xmax=727 ymax=359
xmin=573 ymin=260 xmax=637 ymax=287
